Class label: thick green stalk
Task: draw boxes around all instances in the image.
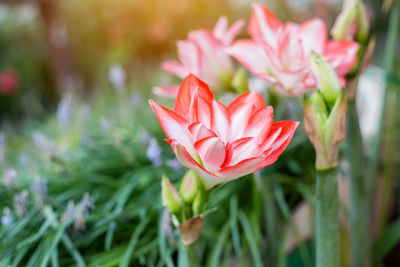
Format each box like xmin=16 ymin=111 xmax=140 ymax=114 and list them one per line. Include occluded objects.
xmin=379 ymin=82 xmax=398 ymax=233
xmin=185 ymin=244 xmax=199 ymax=267
xmin=346 ymin=99 xmax=371 ymax=267
xmin=315 ymin=168 xmax=339 ymax=267
xmin=367 ymin=0 xmax=400 ymax=199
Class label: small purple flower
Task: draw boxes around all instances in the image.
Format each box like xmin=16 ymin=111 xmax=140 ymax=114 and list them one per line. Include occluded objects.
xmin=60 ymin=200 xmax=75 ymax=224
xmin=167 ymin=158 xmax=182 ymax=171
xmin=108 ymin=64 xmax=126 ymax=93
xmin=146 ymin=138 xmax=162 ymax=167
xmin=30 ymin=176 xmax=48 ymax=209
xmin=56 ymin=93 xmax=73 ymax=128
xmin=14 ymin=190 xmax=28 ymax=217
xmin=74 ymin=193 xmax=94 ymax=231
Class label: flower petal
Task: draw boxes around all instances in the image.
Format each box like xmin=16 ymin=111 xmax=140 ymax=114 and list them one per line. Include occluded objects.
xmin=244 ymin=106 xmax=273 ymax=143
xmin=152 ymin=85 xmax=180 ymax=97
xmin=211 ymin=100 xmax=230 ymax=143
xmin=249 ymin=3 xmax=281 ymax=44
xmin=297 ymin=19 xmax=327 ymax=54
xmin=194 ymin=136 xmax=226 ymax=172
xmin=149 ymin=100 xmax=195 ymax=157
xmin=258 ymin=120 xmax=299 ymax=169
xmin=172 ymin=141 xmax=223 ymax=189
xmin=188 ymin=122 xmax=216 ymax=142
xmin=174 ymin=74 xmax=214 ymax=121
xmin=161 ymin=61 xmax=189 ymax=78
xmin=226 ymin=40 xmax=270 ymax=75
xmin=222 ymin=19 xmax=246 ymax=45
xmin=217 ymin=156 xmax=265 ymax=180
xmin=324 ymin=40 xmax=359 ymax=76
xmin=177 ymin=40 xmax=201 ymax=75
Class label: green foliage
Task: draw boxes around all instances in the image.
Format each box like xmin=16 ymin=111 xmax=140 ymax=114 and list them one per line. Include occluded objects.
xmin=0 ymin=81 xmax=316 ymax=265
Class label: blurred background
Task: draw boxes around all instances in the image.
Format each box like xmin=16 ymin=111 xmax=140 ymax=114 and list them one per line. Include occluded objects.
xmin=0 ymin=0 xmax=399 ymax=266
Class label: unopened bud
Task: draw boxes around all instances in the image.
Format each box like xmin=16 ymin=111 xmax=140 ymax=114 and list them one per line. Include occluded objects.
xmin=311 ymin=52 xmax=341 ymax=106
xmin=179 ymin=170 xmax=200 ymax=204
xmin=162 ymin=175 xmax=183 ymax=214
xmin=192 ymin=189 xmax=206 ymax=216
xmin=309 ymin=91 xmax=328 ymax=128
xmin=331 ymin=4 xmax=358 ymax=41
xmin=331 ymin=0 xmax=369 ymax=42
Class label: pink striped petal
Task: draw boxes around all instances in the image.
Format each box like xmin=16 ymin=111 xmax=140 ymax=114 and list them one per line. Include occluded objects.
xmin=228 ymin=91 xmax=265 ymax=115
xmin=324 ymin=40 xmax=359 ymax=76
xmin=172 ymin=141 xmax=223 ymax=189
xmin=211 ymin=100 xmax=230 ymax=143
xmin=174 ymin=74 xmax=214 ymax=121
xmin=149 ymin=100 xmax=195 ymax=157
xmin=217 ymin=156 xmax=265 ymax=180
xmin=194 ymin=136 xmax=226 ymax=172
xmin=152 ymin=85 xmax=180 ymax=97
xmin=161 ymin=61 xmax=188 ymax=78
xmin=244 ymin=106 xmax=273 ymax=143
xmin=249 ymin=3 xmax=281 ymax=45
xmin=226 ymin=40 xmax=270 ymax=75
xmin=188 ymin=122 xmax=216 ymax=142
xmin=213 ymin=16 xmax=229 ymax=41
xmin=258 ymin=120 xmax=299 ymax=169
xmin=229 ymin=137 xmax=259 ymax=165
xmin=177 ymin=40 xmax=200 ymax=75
xmin=297 ymin=19 xmax=327 ymax=54
xmin=222 ymin=19 xmax=246 ymax=45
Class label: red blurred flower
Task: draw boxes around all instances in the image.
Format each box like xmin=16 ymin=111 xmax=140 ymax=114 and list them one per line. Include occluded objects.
xmin=0 ymin=70 xmax=19 ymax=96
xmin=226 ymin=3 xmax=359 ymax=96
xmin=154 ymin=17 xmax=245 ymax=97
xmin=150 ymin=74 xmax=299 ymax=189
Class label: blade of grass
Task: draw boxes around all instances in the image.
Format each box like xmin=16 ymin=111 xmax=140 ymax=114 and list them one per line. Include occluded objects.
xmin=119 ymin=216 xmax=149 ymax=267
xmin=238 ymin=211 xmax=263 ymax=267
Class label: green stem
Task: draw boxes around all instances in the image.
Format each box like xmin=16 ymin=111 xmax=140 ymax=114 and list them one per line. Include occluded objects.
xmin=367 ymin=0 xmax=400 ymax=200
xmin=379 ymin=80 xmax=398 ymax=233
xmin=346 ymin=99 xmax=371 ymax=267
xmin=185 ymin=244 xmax=199 ymax=267
xmin=315 ymin=168 xmax=339 ymax=267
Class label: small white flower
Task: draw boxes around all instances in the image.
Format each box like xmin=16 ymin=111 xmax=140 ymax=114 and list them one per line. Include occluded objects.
xmin=2 ymin=168 xmax=18 ymax=190
xmin=1 ymin=207 xmax=13 ymax=226
xmin=56 ymin=93 xmax=73 ymax=128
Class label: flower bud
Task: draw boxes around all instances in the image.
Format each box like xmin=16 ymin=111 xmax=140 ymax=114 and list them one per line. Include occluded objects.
xmin=331 ymin=4 xmax=358 ymax=41
xmin=192 ymin=188 xmax=206 ymax=216
xmin=161 ymin=175 xmax=183 ymax=214
xmin=309 ymin=91 xmax=328 ymax=128
xmin=179 ymin=170 xmax=200 ymax=204
xmin=331 ymin=0 xmax=369 ymax=43
xmin=311 ymin=52 xmax=341 ymax=106
xmin=355 ymin=0 xmax=369 ymax=43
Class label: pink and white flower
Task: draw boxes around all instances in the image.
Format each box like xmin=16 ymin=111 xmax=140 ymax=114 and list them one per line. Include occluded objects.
xmin=154 ymin=17 xmax=245 ymax=97
xmin=226 ymin=3 xmax=359 ymax=96
xmin=150 ymin=74 xmax=299 ymax=189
